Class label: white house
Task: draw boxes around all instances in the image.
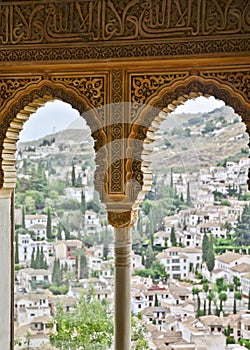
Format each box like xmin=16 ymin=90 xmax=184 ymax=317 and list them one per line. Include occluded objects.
xmin=17 ymin=268 xmax=51 ymax=293
xmin=157 ymin=247 xmax=202 ymax=280
xmin=15 ymin=294 xmax=51 ymax=326
xmin=25 ymin=214 xmax=47 ymax=229
xmin=28 ymin=223 xmax=47 ymax=240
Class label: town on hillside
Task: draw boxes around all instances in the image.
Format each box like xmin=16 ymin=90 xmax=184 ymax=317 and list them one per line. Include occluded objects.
xmin=14 ymin=106 xmax=250 ymax=350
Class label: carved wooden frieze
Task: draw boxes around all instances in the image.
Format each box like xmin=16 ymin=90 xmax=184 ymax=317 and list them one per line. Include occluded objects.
xmin=0 ymin=0 xmax=249 ymax=61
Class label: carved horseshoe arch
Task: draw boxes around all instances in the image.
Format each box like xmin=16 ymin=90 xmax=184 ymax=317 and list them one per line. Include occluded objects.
xmin=126 ymin=75 xmax=250 ymax=204
xmin=0 ymin=80 xmax=108 ymax=190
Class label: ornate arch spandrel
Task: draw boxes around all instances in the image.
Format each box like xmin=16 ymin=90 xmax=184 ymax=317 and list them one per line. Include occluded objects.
xmin=126 ymin=73 xmax=250 ymax=202
xmin=0 ymin=79 xmax=108 ymax=191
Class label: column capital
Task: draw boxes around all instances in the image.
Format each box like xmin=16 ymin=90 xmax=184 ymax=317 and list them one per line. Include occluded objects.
xmin=0 ymin=188 xmax=13 ymax=199
xmin=107 ymin=209 xmax=138 ymax=228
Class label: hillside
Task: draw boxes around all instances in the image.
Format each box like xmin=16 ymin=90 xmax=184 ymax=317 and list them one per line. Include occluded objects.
xmin=149 ymin=106 xmax=249 ymax=173
xmin=18 ymin=106 xmax=249 ymax=175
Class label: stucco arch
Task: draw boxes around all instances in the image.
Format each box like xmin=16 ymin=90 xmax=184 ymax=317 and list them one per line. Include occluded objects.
xmin=0 ymin=80 xmax=108 ymax=190
xmin=126 ymin=75 xmax=250 ymax=204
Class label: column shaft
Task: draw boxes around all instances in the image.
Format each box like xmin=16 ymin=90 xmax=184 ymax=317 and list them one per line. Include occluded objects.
xmin=114 ymin=226 xmax=132 ymax=350
xmin=0 ymin=189 xmax=13 ymax=350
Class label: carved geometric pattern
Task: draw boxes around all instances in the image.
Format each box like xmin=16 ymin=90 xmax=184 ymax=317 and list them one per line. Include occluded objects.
xmin=109 ymin=70 xmax=125 ymax=194
xmin=0 ymin=77 xmax=42 ymax=109
xmin=1 ymin=38 xmax=249 ymax=62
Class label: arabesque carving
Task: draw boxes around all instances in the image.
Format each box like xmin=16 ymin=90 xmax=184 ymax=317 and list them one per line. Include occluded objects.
xmin=0 ymin=77 xmax=42 ymax=109
xmin=50 ymin=76 xmax=105 ymax=110
xmin=200 ymin=71 xmax=250 ymax=104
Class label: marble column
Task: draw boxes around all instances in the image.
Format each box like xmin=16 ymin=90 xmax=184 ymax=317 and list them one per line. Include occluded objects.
xmin=108 ymin=209 xmax=137 ymax=350
xmin=114 ymin=226 xmax=132 ymax=350
xmin=0 ymin=189 xmax=13 ymax=350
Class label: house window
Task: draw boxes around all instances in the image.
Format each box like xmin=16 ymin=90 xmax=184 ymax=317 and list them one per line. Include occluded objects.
xmin=172 ymin=266 xmax=180 ymax=271
xmin=172 ymin=259 xmax=179 ymax=263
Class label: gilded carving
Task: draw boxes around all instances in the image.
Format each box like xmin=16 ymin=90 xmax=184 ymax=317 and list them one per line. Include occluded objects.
xmin=108 ymin=209 xmax=138 ymax=228
xmin=0 ymin=1 xmax=249 ymax=62
xmin=50 ymin=76 xmax=105 ymax=109
xmin=201 ymin=71 xmax=250 ymax=105
xmin=108 ymin=70 xmax=125 ymax=194
xmin=0 ymin=77 xmax=42 ymax=110
xmin=0 ymin=1 xmax=249 ymax=45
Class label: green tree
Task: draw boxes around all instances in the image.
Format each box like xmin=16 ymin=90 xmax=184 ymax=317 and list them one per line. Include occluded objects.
xmin=154 ymin=294 xmax=159 ymax=307
xmin=52 ymin=258 xmax=62 ymax=286
xmin=202 ymin=232 xmax=209 ymax=263
xmin=233 ymin=291 xmax=242 ymax=314
xmin=170 ymin=226 xmax=177 ymax=247
xmin=35 ymin=245 xmax=40 ymax=269
xmin=186 ymin=182 xmax=192 ymax=207
xmin=57 ymin=223 xmax=62 ymax=241
xmin=207 ymin=291 xmax=215 ymax=315
xmin=75 ymin=247 xmax=88 ymax=281
xmin=206 ymin=235 xmax=215 ymax=274
xmin=219 ymin=291 xmax=227 ymax=315
xmin=236 ymin=204 xmax=250 ymax=246
xmin=22 ymin=205 xmax=26 ymax=228
xmin=192 ymin=287 xmax=201 ymax=315
xmin=202 ymin=283 xmax=209 ymax=315
xmin=131 ymin=315 xmax=149 ymax=350
xmin=30 ymin=249 xmax=35 ymax=269
xmin=46 ymin=207 xmax=53 ymax=240
xmin=233 ymin=276 xmax=241 ymax=291
xmin=80 ymin=190 xmax=86 ymax=215
xmin=144 ymin=244 xmax=155 ymax=269
xmin=15 ymin=231 xmax=19 ymax=264
xmin=71 ymin=163 xmax=76 ymax=187
xmin=50 ymin=292 xmax=114 ymax=350
xmin=142 ymin=199 xmax=153 ymax=216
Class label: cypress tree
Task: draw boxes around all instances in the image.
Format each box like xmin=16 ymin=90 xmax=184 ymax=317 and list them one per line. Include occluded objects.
xmin=170 ymin=226 xmax=177 ymax=247
xmin=103 ymin=224 xmax=109 ymax=261
xmin=186 ymin=182 xmax=192 ymax=207
xmin=22 ymin=205 xmax=26 ymax=228
xmin=206 ymin=235 xmax=215 ymax=273
xmin=71 ymin=163 xmax=76 ymax=187
xmin=80 ymin=190 xmax=86 ymax=215
xmin=57 ymin=223 xmax=62 ymax=241
xmin=35 ymin=245 xmax=40 ymax=269
xmin=15 ymin=231 xmax=19 ymax=264
xmin=30 ymin=250 xmax=35 ymax=268
xmin=52 ymin=258 xmax=62 ymax=286
xmin=235 ymin=204 xmax=250 ymax=246
xmin=170 ymin=168 xmax=173 ymax=189
xmin=46 ymin=207 xmax=52 ymax=240
xmin=154 ymin=294 xmax=159 ymax=307
xmin=202 ymin=232 xmax=209 ymax=263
